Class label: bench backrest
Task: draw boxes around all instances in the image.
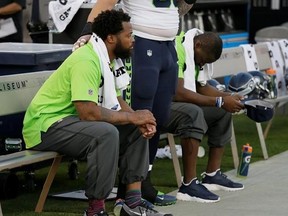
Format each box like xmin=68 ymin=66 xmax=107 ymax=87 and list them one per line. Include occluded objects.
xmin=0 ymin=71 xmax=53 ymax=116
xmin=213 ymin=47 xmax=247 ymax=78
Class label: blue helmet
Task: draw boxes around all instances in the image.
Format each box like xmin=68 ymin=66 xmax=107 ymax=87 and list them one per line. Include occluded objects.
xmin=228 ymin=72 xmax=256 ymax=99
xmin=248 ymin=71 xmax=271 ymax=99
xmin=207 ymin=79 xmax=226 ymax=91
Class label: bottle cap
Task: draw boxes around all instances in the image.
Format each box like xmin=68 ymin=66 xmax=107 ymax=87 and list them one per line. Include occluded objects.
xmin=266 ymin=68 xmax=276 ymax=75
xmin=243 ymin=143 xmax=253 ymax=153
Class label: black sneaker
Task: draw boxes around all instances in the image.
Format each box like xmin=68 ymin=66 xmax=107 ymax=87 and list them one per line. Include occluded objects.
xmin=154 ymin=191 xmax=177 ymax=206
xmin=142 ymin=172 xmax=176 ymax=206
xmin=201 ymin=169 xmax=244 ymax=192
xmin=83 ymin=209 xmax=109 ymax=216
xmin=176 ymin=178 xmax=220 ymax=203
xmin=120 ymin=203 xmax=173 ymax=216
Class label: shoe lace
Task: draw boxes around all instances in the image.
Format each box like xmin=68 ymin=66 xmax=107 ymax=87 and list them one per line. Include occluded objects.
xmin=220 ymin=173 xmax=228 ymax=179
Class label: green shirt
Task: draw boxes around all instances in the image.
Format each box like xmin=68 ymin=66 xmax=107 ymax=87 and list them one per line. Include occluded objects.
xmin=23 ymin=43 xmax=102 ymax=148
xmin=175 ymin=31 xmax=200 ymax=80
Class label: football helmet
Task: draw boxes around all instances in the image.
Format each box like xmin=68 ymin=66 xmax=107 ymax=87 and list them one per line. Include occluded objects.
xmin=207 ymin=79 xmax=226 ymax=91
xmin=248 ymin=71 xmax=271 ymax=99
xmin=228 ymin=72 xmax=256 ymax=100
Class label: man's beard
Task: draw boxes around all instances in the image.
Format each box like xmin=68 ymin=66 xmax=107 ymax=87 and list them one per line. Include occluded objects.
xmin=114 ymin=42 xmax=131 ymax=59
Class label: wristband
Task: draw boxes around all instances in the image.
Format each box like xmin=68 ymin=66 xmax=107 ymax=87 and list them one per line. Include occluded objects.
xmin=215 ymin=97 xmax=224 ymax=108
xmin=80 ymin=22 xmax=93 ymax=36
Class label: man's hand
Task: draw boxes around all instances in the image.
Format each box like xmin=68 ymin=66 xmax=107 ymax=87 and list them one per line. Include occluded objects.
xmin=72 ymin=34 xmax=91 ymax=52
xmin=129 ymin=110 xmax=157 ymax=127
xmin=138 ymin=124 xmax=157 ymax=139
xmin=222 ymin=94 xmax=245 ymax=113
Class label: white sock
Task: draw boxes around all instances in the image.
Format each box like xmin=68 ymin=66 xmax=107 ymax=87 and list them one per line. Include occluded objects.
xmin=183 ymin=177 xmax=197 ymax=186
xmin=205 ymin=169 xmax=220 ymax=177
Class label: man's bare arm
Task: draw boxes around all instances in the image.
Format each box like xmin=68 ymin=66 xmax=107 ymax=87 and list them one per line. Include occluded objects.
xmin=87 ymin=0 xmax=118 ymax=22
xmin=177 ymin=0 xmax=194 ymax=17
xmin=74 ymin=101 xmax=156 ymax=126
xmin=0 ymin=3 xmax=22 ymax=15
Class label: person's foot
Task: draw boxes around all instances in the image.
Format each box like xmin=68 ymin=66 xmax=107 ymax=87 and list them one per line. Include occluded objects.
xmin=176 ymin=178 xmax=220 ymax=203
xmin=83 ymin=209 xmax=108 ymax=216
xmin=119 ymin=202 xmax=173 ymax=216
xmin=141 ymin=172 xmax=176 ymax=206
xmin=201 ymin=169 xmax=244 ymax=191
xmin=154 ymin=191 xmax=177 ymax=206
xmin=113 ymin=198 xmax=154 ymax=216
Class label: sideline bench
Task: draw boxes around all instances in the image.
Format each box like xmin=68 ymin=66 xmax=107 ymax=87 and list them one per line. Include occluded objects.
xmin=0 ymin=71 xmax=62 ymax=214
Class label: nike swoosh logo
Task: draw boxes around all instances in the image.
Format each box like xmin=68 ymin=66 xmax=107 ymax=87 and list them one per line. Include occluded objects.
xmin=157 ymin=196 xmax=164 ymax=200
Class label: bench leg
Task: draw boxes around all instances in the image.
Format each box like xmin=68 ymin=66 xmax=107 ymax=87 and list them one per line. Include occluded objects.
xmin=230 ymin=120 xmax=239 ymax=169
xmin=167 ymin=133 xmax=182 ymax=188
xmin=35 ymin=155 xmax=63 ymax=213
xmin=256 ymin=123 xmax=269 ymax=159
xmin=0 ymin=202 xmax=2 ymax=216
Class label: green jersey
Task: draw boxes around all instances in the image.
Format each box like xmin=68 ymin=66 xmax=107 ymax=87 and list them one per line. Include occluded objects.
xmin=175 ymin=31 xmax=200 ymax=80
xmin=23 ymin=43 xmax=102 ymax=148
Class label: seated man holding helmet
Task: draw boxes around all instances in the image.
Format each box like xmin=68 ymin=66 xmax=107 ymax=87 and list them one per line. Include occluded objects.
xmin=157 ymin=28 xmax=245 ymax=203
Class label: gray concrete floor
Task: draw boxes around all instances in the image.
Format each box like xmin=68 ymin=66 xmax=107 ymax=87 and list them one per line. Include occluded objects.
xmin=156 ymin=150 xmax=288 ymax=216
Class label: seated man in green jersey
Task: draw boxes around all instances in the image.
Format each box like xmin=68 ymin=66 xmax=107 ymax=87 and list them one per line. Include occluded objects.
xmin=23 ymin=10 xmax=172 ymax=216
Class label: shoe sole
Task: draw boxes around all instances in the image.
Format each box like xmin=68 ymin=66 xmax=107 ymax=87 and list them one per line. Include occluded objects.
xmin=202 ymin=183 xmax=245 ymax=192
xmin=154 ymin=201 xmax=177 ymax=206
xmin=176 ymin=192 xmax=220 ymax=203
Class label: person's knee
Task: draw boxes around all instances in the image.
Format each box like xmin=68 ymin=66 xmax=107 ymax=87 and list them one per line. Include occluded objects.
xmin=90 ymin=123 xmax=119 ymax=151
xmin=97 ymin=122 xmax=119 ymax=138
xmin=172 ymin=104 xmax=207 ymax=137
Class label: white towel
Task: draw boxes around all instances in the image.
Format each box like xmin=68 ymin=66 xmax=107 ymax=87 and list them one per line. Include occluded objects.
xmin=49 ymin=0 xmax=83 ymax=33
xmin=199 ymin=64 xmax=214 ymax=87
xmin=182 ymin=28 xmax=213 ymax=92
xmin=89 ymin=33 xmax=130 ymax=111
xmin=240 ymin=44 xmax=259 ymax=71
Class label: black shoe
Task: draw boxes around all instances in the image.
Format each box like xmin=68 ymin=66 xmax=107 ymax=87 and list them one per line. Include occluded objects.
xmin=141 ymin=172 xmax=176 ymax=206
xmin=202 ymin=169 xmax=244 ymax=191
xmin=177 ymin=178 xmax=220 ymax=203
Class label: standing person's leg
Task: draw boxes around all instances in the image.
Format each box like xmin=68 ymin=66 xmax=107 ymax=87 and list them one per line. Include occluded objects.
xmin=131 ymin=37 xmax=178 ymax=205
xmin=33 ymin=116 xmax=119 ymax=216
xmin=163 ymin=102 xmax=219 ymax=203
xmin=200 ymin=107 xmax=244 ymax=192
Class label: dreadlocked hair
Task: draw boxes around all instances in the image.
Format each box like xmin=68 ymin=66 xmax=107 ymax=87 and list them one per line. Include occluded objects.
xmin=92 ymin=9 xmax=131 ymax=41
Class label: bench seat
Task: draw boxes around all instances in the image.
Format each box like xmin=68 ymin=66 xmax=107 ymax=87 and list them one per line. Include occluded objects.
xmin=0 ymin=150 xmax=62 ymax=213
